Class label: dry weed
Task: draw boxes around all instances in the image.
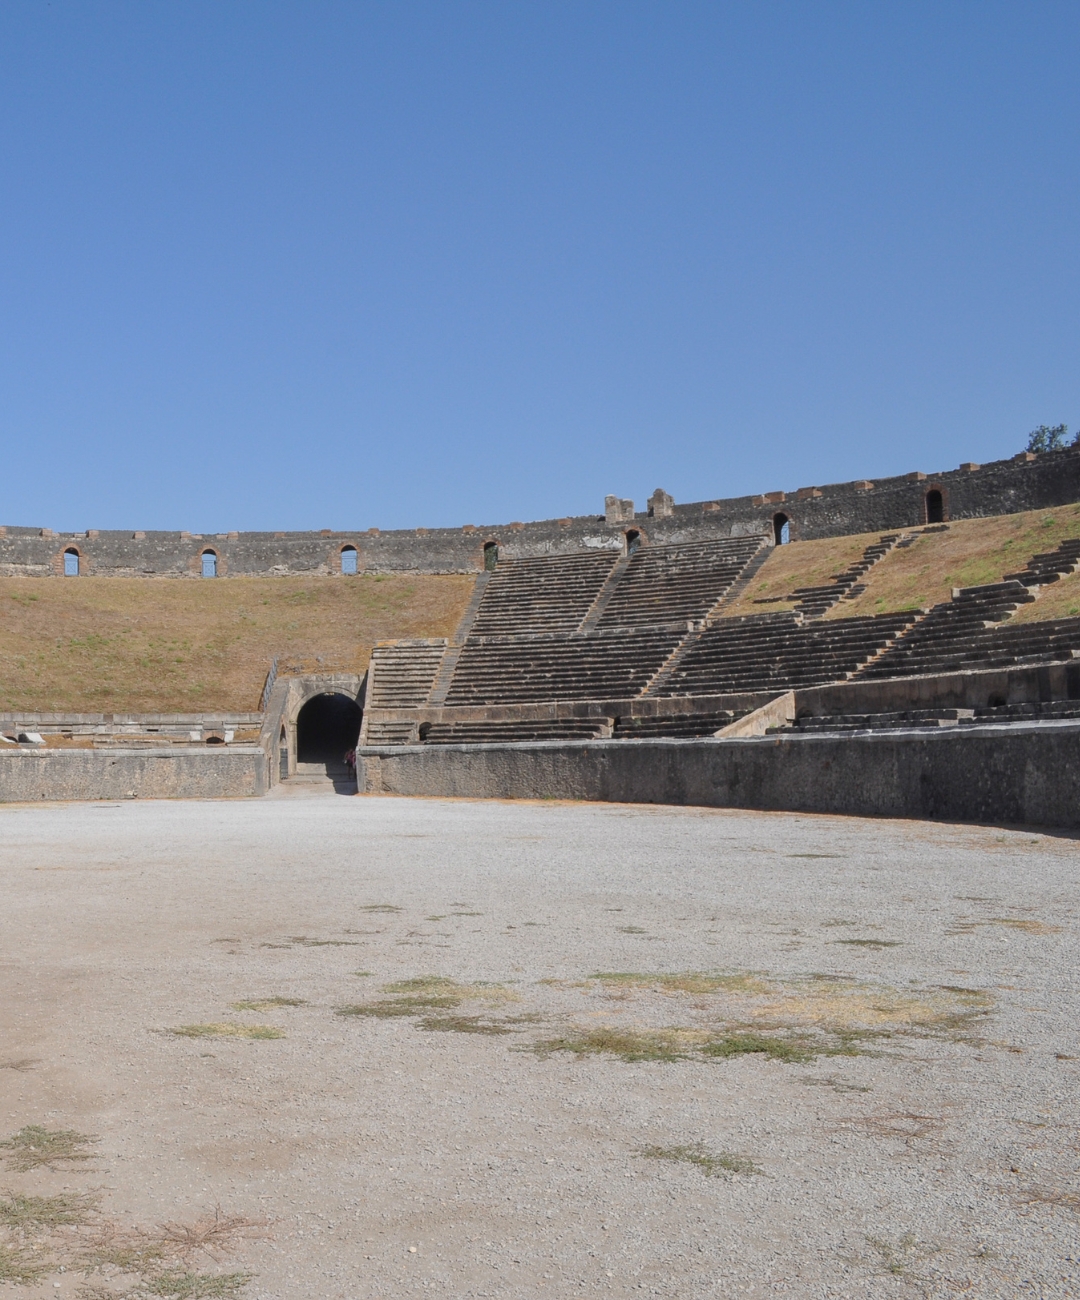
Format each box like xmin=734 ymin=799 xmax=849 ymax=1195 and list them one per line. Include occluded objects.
xmin=0 ymin=1242 xmax=51 ymax=1284
xmin=168 ymin=1024 xmax=284 ymax=1040
xmin=228 ymin=998 xmax=305 ymax=1012
xmin=0 ymin=1191 xmax=98 ymax=1229
xmin=640 ymin=1143 xmax=763 ymax=1177
xmin=0 ymin=1124 xmax=99 ymax=1171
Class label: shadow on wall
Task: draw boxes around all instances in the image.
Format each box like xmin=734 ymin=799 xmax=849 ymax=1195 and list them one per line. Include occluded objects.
xmin=297 ymin=693 xmax=362 ymax=763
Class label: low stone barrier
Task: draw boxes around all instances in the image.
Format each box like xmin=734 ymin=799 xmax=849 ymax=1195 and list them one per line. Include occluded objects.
xmin=0 ymin=745 xmax=268 ymax=802
xmin=357 ymin=722 xmax=1080 ymax=828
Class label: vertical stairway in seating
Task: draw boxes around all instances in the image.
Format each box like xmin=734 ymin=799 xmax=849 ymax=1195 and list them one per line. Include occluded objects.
xmin=362 ymin=640 xmax=449 ymax=744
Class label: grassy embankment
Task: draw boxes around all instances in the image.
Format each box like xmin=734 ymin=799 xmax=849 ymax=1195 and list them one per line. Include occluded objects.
xmin=718 ymin=503 xmax=1080 ymax=622
xmin=0 ymin=574 xmax=474 ymax=714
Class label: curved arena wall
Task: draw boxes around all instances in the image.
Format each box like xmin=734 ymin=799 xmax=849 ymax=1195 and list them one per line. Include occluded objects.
xmin=2 ymin=446 xmax=1079 ymax=577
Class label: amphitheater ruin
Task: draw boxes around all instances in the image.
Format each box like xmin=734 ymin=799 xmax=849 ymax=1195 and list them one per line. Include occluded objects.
xmin=4 ymin=444 xmax=1080 ymax=826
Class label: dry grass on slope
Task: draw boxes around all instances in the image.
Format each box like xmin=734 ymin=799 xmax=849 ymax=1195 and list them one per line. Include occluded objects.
xmin=832 ymin=504 xmax=1080 ymax=619
xmin=719 ymin=504 xmax=1080 ymax=623
xmin=0 ymin=573 xmax=474 ymax=714
xmin=718 ymin=531 xmax=879 ymax=618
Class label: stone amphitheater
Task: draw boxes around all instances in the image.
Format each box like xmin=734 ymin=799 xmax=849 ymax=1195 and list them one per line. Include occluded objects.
xmin=3 ymin=446 xmax=1080 ymax=1300
xmin=3 ymin=443 xmax=1080 ymax=826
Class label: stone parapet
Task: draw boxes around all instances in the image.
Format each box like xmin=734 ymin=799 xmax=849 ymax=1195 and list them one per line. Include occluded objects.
xmin=3 ymin=446 xmax=1079 ymax=576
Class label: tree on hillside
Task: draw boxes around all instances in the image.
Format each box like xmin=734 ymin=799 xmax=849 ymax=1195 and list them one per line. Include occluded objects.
xmin=1026 ymin=423 xmax=1069 ymax=453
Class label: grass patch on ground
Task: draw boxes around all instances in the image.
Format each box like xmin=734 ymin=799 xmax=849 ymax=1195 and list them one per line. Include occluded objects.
xmin=0 ymin=1124 xmax=99 ymax=1171
xmin=0 ymin=1243 xmax=50 ymax=1284
xmin=337 ymin=976 xmax=520 ymax=1024
xmin=0 ymin=572 xmax=473 ymax=713
xmin=533 ymin=1027 xmax=709 ymax=1062
xmin=590 ymin=971 xmax=771 ymax=995
xmin=144 ymin=1271 xmax=254 ymax=1298
xmin=701 ymin=1032 xmax=816 ymax=1062
xmin=169 ymin=1024 xmax=285 ymax=1040
xmin=0 ymin=1192 xmax=98 ymax=1229
xmin=640 ymin=1143 xmax=763 ymax=1177
xmin=229 ymin=998 xmax=305 ymax=1011
xmin=832 ymin=938 xmax=903 ymax=948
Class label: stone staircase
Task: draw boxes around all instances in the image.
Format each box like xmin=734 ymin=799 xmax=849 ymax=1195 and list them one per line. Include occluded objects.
xmin=789 ymin=533 xmax=907 ymax=618
xmin=596 ymin=536 xmax=766 ymax=629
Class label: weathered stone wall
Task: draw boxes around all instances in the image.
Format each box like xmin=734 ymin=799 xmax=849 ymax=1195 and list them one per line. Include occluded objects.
xmin=3 ymin=447 xmax=1079 ymax=577
xmin=0 ymin=746 xmax=268 ymax=802
xmin=357 ymin=721 xmax=1080 ymax=829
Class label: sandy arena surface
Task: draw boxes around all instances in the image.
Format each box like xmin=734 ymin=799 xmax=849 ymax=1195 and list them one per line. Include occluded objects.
xmin=0 ymin=793 xmax=1078 ymax=1299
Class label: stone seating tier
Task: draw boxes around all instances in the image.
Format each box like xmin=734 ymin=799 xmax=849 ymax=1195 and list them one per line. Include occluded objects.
xmin=857 ymin=615 xmax=1080 ymax=680
xmin=468 ymin=551 xmax=618 ymax=637
xmin=366 ymin=641 xmax=448 ymax=708
xmin=610 ymin=711 xmax=742 ymax=738
xmin=420 ymin=718 xmax=607 ymax=744
xmin=654 ymin=612 xmax=917 ymax=697
xmin=596 ymin=537 xmax=764 ymax=628
xmin=443 ymin=628 xmax=685 ymax=705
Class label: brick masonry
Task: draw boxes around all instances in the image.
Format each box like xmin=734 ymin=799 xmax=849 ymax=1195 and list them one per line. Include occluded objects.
xmin=3 ymin=447 xmax=1080 ymax=577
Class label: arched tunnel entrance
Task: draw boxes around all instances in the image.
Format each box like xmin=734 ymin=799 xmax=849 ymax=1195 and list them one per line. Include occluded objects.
xmin=296 ymin=693 xmax=363 ymax=764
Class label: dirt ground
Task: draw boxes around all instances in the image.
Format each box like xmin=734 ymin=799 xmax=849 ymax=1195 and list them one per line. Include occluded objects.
xmin=0 ymin=794 xmax=1077 ymax=1299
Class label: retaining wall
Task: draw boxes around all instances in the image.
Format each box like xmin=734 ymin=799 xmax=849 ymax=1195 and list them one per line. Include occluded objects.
xmin=357 ymin=722 xmax=1080 ymax=829
xmin=0 ymin=746 xmax=268 ymax=802
xmin=4 ymin=447 xmax=1079 ymax=576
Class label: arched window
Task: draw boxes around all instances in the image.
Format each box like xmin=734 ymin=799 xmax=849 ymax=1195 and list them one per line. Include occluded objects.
xmin=201 ymin=550 xmax=218 ymax=577
xmin=773 ymin=513 xmax=790 ymax=545
xmin=340 ymin=545 xmax=358 ymax=575
xmin=624 ymin=529 xmax=642 ymax=556
xmin=483 ymin=541 xmax=499 ymax=571
xmin=925 ymin=489 xmax=944 ymax=524
xmin=63 ymin=548 xmax=80 ymax=577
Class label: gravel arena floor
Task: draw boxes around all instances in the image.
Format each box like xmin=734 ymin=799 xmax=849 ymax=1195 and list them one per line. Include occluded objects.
xmin=0 ymin=793 xmax=1078 ymax=1300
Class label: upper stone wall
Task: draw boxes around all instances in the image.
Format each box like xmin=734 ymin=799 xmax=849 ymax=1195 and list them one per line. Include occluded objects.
xmin=3 ymin=447 xmax=1078 ymax=577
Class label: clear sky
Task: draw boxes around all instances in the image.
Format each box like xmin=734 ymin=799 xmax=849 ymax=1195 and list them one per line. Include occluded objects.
xmin=1 ymin=2 xmax=1078 ymax=533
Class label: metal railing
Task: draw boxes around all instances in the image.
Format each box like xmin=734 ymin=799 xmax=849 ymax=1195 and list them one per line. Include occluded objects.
xmin=259 ymin=658 xmax=279 ymax=713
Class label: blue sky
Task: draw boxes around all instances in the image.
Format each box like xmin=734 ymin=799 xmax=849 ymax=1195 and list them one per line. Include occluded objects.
xmin=1 ymin=2 xmax=1077 ymax=532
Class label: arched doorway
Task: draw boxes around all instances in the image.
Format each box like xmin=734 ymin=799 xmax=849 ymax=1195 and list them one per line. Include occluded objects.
xmin=483 ymin=541 xmax=499 ymax=571
xmin=624 ymin=529 xmax=642 ymax=555
xmin=773 ymin=513 xmax=790 ymax=545
xmin=63 ymin=548 xmax=80 ymax=576
xmin=201 ymin=549 xmax=218 ymax=577
xmin=340 ymin=545 xmax=358 ymax=574
xmin=296 ymin=692 xmax=362 ymax=763
xmin=925 ymin=489 xmax=944 ymax=524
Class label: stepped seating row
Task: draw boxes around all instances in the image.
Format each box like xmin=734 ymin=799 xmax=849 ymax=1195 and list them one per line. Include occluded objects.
xmin=857 ymin=539 xmax=1080 ymax=681
xmin=781 ymin=708 xmax=976 ymax=733
xmin=596 ymin=537 xmax=764 ymax=628
xmin=469 ymin=552 xmax=617 ymax=637
xmin=367 ymin=640 xmax=447 ymax=708
xmin=444 ymin=628 xmax=684 ymax=705
xmin=364 ymin=718 xmax=420 ymax=745
xmin=856 ymin=582 xmax=1032 ymax=680
xmin=791 ymin=533 xmax=902 ymax=618
xmin=774 ymin=698 xmax=1080 ymax=735
xmin=420 ymin=718 xmax=607 ymax=744
xmin=1004 ymin=537 xmax=1080 ymax=585
xmin=653 ymin=612 xmax=917 ymax=697
xmin=611 ymin=711 xmax=742 ymax=738
xmin=858 ymin=614 xmax=1080 ymax=680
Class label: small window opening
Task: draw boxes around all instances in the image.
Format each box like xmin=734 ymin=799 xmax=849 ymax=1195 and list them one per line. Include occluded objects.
xmin=624 ymin=529 xmax=642 ymax=555
xmin=925 ymin=489 xmax=944 ymax=524
xmin=340 ymin=545 xmax=358 ymax=575
xmin=483 ymin=541 xmax=499 ymax=571
xmin=63 ymin=548 xmax=80 ymax=577
xmin=201 ymin=550 xmax=218 ymax=577
xmin=773 ymin=514 xmax=790 ymax=545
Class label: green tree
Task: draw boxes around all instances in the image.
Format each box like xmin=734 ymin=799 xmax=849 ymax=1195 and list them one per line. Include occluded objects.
xmin=1026 ymin=423 xmax=1069 ymax=453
